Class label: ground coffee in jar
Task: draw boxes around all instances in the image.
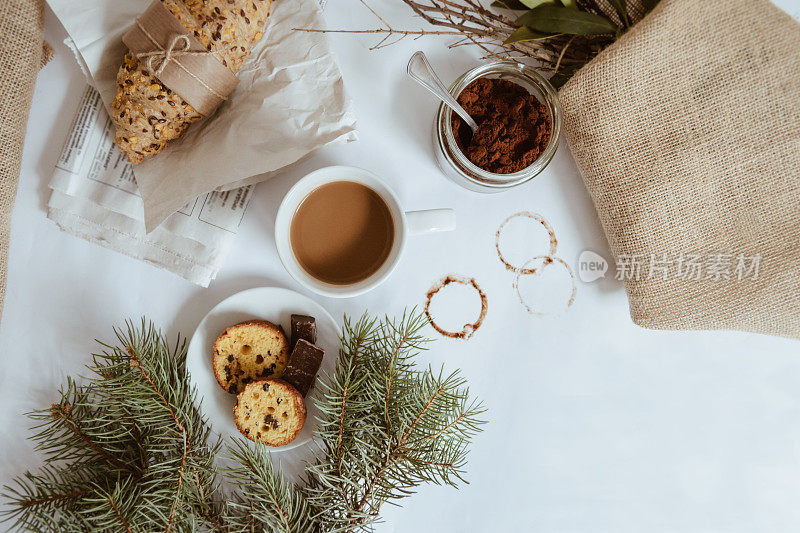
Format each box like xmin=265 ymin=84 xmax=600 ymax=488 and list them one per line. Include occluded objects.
xmin=451 ymin=77 xmax=551 ymax=174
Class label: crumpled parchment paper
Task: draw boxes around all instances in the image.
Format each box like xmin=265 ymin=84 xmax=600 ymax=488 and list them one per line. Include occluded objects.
xmin=47 ymin=0 xmax=358 ymax=231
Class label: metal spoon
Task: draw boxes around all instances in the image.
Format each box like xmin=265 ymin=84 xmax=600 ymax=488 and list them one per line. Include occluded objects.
xmin=407 ymin=51 xmax=479 ymax=132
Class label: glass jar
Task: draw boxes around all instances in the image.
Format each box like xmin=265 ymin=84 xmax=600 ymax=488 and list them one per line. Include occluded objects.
xmin=433 ymin=61 xmax=562 ymax=193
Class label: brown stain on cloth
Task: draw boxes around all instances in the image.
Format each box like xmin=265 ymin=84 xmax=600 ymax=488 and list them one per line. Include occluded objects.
xmin=495 ymin=211 xmax=558 ymax=275
xmin=512 ymin=255 xmax=577 ymax=316
xmin=495 ymin=210 xmax=577 ymax=316
xmin=424 ymin=275 xmax=488 ymax=340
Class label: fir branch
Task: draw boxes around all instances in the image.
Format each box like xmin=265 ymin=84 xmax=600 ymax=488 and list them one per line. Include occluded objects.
xmin=79 ymin=478 xmax=137 ymax=533
xmin=305 ymin=311 xmax=485 ymax=532
xmin=3 ymin=320 xmax=225 ymax=532
xmin=334 ymin=314 xmax=376 ymax=460
xmin=27 ymin=378 xmax=142 ymax=475
xmin=1 ymin=464 xmax=95 ymax=530
xmin=17 ymin=489 xmax=89 ymax=509
xmin=106 ymin=496 xmax=132 ymax=533
xmin=224 ymin=439 xmax=313 ymax=532
xmin=127 ymin=346 xmax=190 ymax=532
xmin=3 ymin=313 xmax=484 ymax=532
xmin=49 ymin=400 xmax=139 ymax=475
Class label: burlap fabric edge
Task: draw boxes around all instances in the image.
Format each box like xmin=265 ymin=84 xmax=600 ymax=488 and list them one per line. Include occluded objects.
xmin=558 ymin=0 xmax=800 ymax=339
xmin=0 ymin=0 xmax=45 ymax=324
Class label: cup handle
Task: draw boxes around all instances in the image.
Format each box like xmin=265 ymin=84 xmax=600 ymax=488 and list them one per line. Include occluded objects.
xmin=405 ymin=209 xmax=456 ymax=236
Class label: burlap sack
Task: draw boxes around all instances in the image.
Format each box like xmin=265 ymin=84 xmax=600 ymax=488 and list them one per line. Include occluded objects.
xmin=559 ymin=0 xmax=800 ymax=339
xmin=0 ymin=0 xmax=44 ymax=323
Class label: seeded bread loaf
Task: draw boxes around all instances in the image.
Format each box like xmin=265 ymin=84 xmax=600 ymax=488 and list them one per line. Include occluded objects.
xmin=112 ymin=0 xmax=272 ymax=164
xmin=212 ymin=320 xmax=289 ymax=395
xmin=234 ymin=379 xmax=306 ymax=446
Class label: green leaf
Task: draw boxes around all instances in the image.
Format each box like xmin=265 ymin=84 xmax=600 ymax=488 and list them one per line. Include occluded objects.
xmin=559 ymin=0 xmax=578 ymax=8
xmin=517 ymin=5 xmax=618 ymax=35
xmin=490 ymin=0 xmax=530 ymax=10
xmin=520 ymin=0 xmax=557 ymax=8
xmin=503 ymin=26 xmax=556 ymax=44
xmin=607 ymin=0 xmax=630 ymax=27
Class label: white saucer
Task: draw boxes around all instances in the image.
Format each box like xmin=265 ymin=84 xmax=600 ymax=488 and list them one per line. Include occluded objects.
xmin=186 ymin=287 xmax=339 ymax=451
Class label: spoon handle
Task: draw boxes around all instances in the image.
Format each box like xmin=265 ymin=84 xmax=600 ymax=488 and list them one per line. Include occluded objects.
xmin=407 ymin=51 xmax=479 ymax=132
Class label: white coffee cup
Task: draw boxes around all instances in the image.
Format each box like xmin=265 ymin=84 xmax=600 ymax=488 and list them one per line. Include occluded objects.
xmin=275 ymin=166 xmax=456 ymax=298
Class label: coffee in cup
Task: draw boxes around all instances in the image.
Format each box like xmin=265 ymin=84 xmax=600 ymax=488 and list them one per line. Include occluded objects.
xmin=275 ymin=166 xmax=456 ymax=298
xmin=290 ymin=181 xmax=394 ymax=285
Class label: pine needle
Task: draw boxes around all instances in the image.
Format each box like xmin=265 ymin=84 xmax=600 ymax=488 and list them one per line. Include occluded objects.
xmin=1 ymin=312 xmax=485 ymax=531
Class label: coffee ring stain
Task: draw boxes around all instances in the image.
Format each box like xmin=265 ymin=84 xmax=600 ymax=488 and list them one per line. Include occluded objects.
xmin=424 ymin=275 xmax=488 ymax=340
xmin=495 ymin=211 xmax=558 ymax=275
xmin=513 ymin=255 xmax=577 ymax=316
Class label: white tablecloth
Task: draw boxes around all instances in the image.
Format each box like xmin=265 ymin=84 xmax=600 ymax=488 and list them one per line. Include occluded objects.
xmin=2 ymin=1 xmax=800 ymax=531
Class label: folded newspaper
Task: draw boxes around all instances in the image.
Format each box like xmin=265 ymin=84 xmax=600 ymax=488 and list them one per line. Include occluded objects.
xmin=47 ymin=0 xmax=350 ymax=285
xmin=47 ymin=0 xmax=356 ymax=231
xmin=49 ymin=86 xmax=252 ymax=286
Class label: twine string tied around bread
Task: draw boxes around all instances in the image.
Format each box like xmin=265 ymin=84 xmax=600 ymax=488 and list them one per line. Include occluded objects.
xmin=134 ymin=18 xmax=228 ymax=101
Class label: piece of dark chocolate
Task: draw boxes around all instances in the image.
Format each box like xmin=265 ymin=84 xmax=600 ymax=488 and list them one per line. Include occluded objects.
xmin=290 ymin=314 xmax=317 ymax=351
xmin=282 ymin=338 xmax=324 ymax=397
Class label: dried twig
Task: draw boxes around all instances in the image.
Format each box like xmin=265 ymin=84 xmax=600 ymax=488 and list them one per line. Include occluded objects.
xmin=553 ymin=35 xmax=577 ymax=74
xmin=294 ymin=0 xmax=483 ymax=50
xmin=295 ymin=0 xmax=638 ymax=83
